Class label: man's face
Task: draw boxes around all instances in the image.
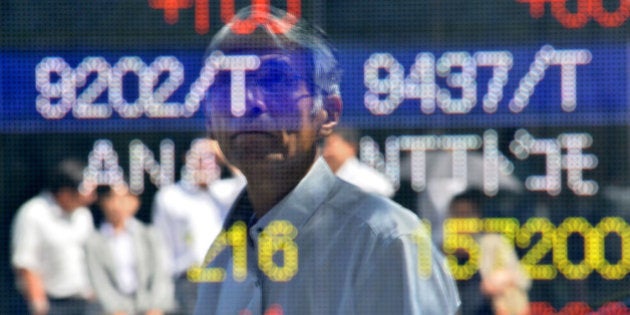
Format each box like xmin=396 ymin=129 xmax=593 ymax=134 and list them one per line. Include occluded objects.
xmin=208 ymin=50 xmax=320 ymax=174
xmin=101 ymin=190 xmax=140 ymax=226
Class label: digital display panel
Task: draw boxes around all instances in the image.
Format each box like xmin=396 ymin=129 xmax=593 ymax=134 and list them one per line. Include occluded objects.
xmin=3 ymin=0 xmax=630 ymax=314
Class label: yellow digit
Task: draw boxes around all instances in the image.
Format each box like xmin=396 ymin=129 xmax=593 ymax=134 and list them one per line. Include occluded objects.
xmin=443 ymin=218 xmax=482 ymax=280
xmin=192 ymin=221 xmax=247 ymax=282
xmin=554 ymin=217 xmax=593 ymax=280
xmin=516 ymin=218 xmax=556 ymax=280
xmin=411 ymin=220 xmax=433 ymax=279
xmin=229 ymin=221 xmax=248 ymax=281
xmin=484 ymin=218 xmax=519 ymax=245
xmin=258 ymin=220 xmax=299 ymax=282
xmin=593 ymin=217 xmax=630 ymax=280
xmin=192 ymin=229 xmax=229 ymax=282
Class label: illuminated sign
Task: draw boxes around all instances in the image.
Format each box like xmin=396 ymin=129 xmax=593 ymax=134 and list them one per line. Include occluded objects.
xmin=81 ymin=137 xmax=221 ymax=194
xmin=189 ymin=220 xmax=299 ymax=282
xmin=183 ymin=215 xmax=630 ymax=282
xmin=3 ymin=0 xmax=630 ymax=312
xmin=148 ymin=0 xmax=302 ymax=34
xmin=363 ymin=46 xmax=590 ymax=115
xmin=0 ymin=44 xmax=625 ymax=132
xmin=443 ymin=216 xmax=630 ymax=280
xmin=360 ymin=129 xmax=598 ymax=196
xmin=532 ymin=302 xmax=628 ymax=314
xmin=516 ymin=0 xmax=630 ymax=28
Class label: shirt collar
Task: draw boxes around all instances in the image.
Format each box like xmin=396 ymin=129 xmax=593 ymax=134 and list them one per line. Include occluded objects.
xmin=100 ymin=218 xmax=138 ymax=238
xmin=248 ymin=157 xmax=338 ymax=242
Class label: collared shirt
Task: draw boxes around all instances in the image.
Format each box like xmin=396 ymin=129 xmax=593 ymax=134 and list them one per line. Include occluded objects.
xmin=194 ymin=158 xmax=460 ymax=315
xmin=336 ymin=156 xmax=396 ymax=198
xmin=100 ymin=220 xmax=139 ymax=295
xmin=153 ymin=177 xmax=246 ymax=276
xmin=11 ymin=191 xmax=94 ymax=298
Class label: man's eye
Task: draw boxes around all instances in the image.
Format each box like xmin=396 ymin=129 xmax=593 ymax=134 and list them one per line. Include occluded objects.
xmin=259 ymin=70 xmax=284 ymax=87
xmin=257 ymin=60 xmax=294 ymax=88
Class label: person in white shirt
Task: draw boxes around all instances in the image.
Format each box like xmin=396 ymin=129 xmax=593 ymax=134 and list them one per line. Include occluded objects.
xmin=152 ymin=139 xmax=245 ymax=314
xmin=11 ymin=158 xmax=97 ymax=315
xmin=323 ymin=128 xmax=395 ymax=197
xmin=194 ymin=6 xmax=460 ymax=314
xmin=86 ymin=185 xmax=175 ymax=315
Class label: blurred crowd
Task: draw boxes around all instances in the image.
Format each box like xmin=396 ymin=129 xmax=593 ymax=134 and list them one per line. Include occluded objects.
xmin=11 ymin=139 xmax=245 ymax=315
xmin=11 ymin=129 xmax=542 ymax=315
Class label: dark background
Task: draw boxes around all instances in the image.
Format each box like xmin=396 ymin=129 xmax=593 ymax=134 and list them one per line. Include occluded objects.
xmin=3 ymin=0 xmax=630 ymax=313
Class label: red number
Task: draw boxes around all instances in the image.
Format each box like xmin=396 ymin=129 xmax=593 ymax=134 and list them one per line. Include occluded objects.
xmin=149 ymin=0 xmax=193 ymax=24
xmin=529 ymin=302 xmax=630 ymax=314
xmin=517 ymin=0 xmax=630 ymax=28
xmin=551 ymin=0 xmax=590 ymax=28
xmin=240 ymin=304 xmax=283 ymax=315
xmin=195 ymin=0 xmax=210 ymax=34
xmin=591 ymin=0 xmax=630 ymax=27
xmin=516 ymin=0 xmax=550 ymax=18
xmin=221 ymin=0 xmax=301 ymax=35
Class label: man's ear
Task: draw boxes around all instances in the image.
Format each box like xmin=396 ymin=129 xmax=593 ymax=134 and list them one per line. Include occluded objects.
xmin=318 ymin=95 xmax=342 ymax=137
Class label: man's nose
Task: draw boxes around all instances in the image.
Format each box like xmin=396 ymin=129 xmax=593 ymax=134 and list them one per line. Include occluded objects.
xmin=244 ymin=87 xmax=268 ymax=118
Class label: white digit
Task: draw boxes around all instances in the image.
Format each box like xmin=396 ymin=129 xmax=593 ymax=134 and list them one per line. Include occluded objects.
xmin=436 ymin=52 xmax=477 ymax=114
xmin=474 ymin=51 xmax=512 ymax=114
xmin=145 ymin=56 xmax=185 ymax=118
xmin=364 ymin=53 xmax=405 ymax=115
xmin=405 ymin=53 xmax=438 ymax=114
xmin=74 ymin=57 xmax=112 ymax=118
xmin=109 ymin=57 xmax=149 ymax=118
xmin=35 ymin=57 xmax=75 ymax=119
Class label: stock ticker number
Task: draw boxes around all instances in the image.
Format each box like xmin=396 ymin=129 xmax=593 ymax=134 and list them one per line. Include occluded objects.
xmin=364 ymin=46 xmax=591 ymax=116
xmin=187 ymin=220 xmax=300 ymax=283
xmin=148 ymin=0 xmax=301 ymax=35
xmin=517 ymin=0 xmax=630 ymax=28
xmin=187 ymin=216 xmax=630 ymax=283
xmin=445 ymin=217 xmax=630 ymax=281
xmin=187 ymin=220 xmax=435 ymax=283
xmin=35 ymin=46 xmax=590 ymax=120
xmin=147 ymin=0 xmax=629 ymax=33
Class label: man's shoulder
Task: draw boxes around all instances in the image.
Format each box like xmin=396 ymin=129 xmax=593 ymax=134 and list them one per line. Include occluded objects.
xmin=154 ymin=182 xmax=187 ymax=199
xmin=324 ymin=179 xmax=420 ymax=239
xmin=209 ymin=176 xmax=246 ymax=208
xmin=14 ymin=193 xmax=52 ymax=220
xmin=73 ymin=206 xmax=93 ymax=222
xmin=86 ymin=229 xmax=105 ymax=248
xmin=152 ymin=183 xmax=195 ymax=212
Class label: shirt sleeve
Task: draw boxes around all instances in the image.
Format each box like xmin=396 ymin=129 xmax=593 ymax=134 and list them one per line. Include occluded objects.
xmin=355 ymin=226 xmax=460 ymax=315
xmin=11 ymin=208 xmax=41 ymax=271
